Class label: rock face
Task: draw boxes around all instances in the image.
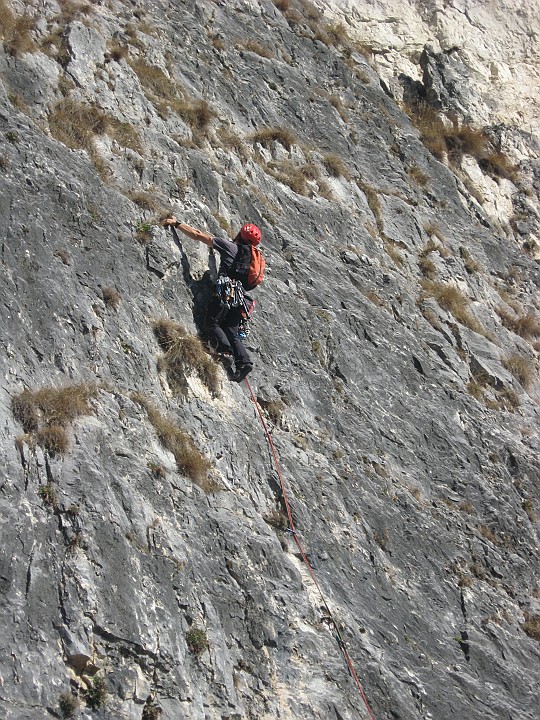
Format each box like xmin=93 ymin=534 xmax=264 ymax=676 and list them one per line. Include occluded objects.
xmin=0 ymin=1 xmax=539 ymax=719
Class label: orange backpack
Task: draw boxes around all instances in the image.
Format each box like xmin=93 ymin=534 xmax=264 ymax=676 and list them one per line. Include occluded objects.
xmin=230 ymin=244 xmax=266 ymax=291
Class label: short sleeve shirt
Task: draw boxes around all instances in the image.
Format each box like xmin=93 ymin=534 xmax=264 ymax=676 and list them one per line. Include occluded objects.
xmin=212 ymin=237 xmax=238 ymax=276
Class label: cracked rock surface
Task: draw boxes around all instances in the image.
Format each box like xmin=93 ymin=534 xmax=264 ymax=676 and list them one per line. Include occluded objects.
xmin=0 ymin=1 xmax=539 ymax=719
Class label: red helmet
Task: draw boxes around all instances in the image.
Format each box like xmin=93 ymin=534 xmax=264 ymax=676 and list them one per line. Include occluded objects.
xmin=239 ymin=223 xmax=261 ymax=246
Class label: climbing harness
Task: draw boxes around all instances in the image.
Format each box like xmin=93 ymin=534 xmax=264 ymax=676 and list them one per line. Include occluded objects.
xmin=244 ymin=377 xmax=377 ymax=720
xmin=215 ymin=276 xmax=255 ymax=339
xmin=215 ymin=276 xmax=244 ymax=309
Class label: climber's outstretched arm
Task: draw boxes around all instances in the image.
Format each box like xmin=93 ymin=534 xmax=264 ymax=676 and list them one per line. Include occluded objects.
xmin=162 ymin=217 xmax=213 ymax=247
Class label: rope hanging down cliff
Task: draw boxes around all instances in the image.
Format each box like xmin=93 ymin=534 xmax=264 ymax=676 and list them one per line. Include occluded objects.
xmin=244 ymin=377 xmax=376 ymax=720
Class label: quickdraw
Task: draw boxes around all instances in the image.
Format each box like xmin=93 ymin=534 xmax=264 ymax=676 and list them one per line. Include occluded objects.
xmin=215 ymin=276 xmax=256 ymax=338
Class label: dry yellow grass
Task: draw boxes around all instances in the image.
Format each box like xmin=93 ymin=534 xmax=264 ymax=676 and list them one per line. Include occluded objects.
xmin=11 ymin=384 xmax=97 ymax=456
xmin=153 ymin=319 xmax=220 ymax=397
xmin=497 ymin=307 xmax=540 ymax=339
xmin=322 ymin=153 xmax=350 ymax=178
xmin=502 ymin=354 xmax=535 ymax=390
xmin=522 ymin=613 xmax=540 ymax=641
xmin=102 ymin=287 xmax=121 ymax=309
xmin=0 ymin=2 xmax=37 ymax=56
xmin=12 ymin=384 xmax=97 ymax=432
xmin=132 ymin=394 xmax=214 ymax=490
xmin=48 ymin=99 xmax=141 ymax=156
xmin=421 ymin=280 xmax=488 ymax=335
xmin=239 ymin=39 xmax=274 ymax=58
xmin=252 ymin=126 xmax=296 ymax=151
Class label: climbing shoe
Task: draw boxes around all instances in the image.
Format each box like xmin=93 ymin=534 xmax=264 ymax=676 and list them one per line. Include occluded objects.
xmin=230 ymin=363 xmax=253 ymax=383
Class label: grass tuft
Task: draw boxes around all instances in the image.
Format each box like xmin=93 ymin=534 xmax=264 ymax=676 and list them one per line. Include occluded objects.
xmin=497 ymin=307 xmax=540 ymax=339
xmin=11 ymin=384 xmax=97 ymax=456
xmin=421 ymin=280 xmax=487 ymax=335
xmin=36 ymin=425 xmax=70 ymax=456
xmin=132 ymin=394 xmax=214 ymax=490
xmin=48 ymin=99 xmax=108 ymax=151
xmin=523 ymin=613 xmax=540 ymax=641
xmin=239 ymin=39 xmax=274 ymax=58
xmin=0 ymin=3 xmax=37 ymax=56
xmin=59 ymin=691 xmax=79 ymax=718
xmin=12 ymin=385 xmax=97 ymax=433
xmin=322 ymin=153 xmax=349 ymax=178
xmin=39 ymin=483 xmax=59 ymax=508
xmin=153 ymin=319 xmax=220 ymax=397
xmin=405 ymin=101 xmax=519 ymax=180
xmin=502 ymin=354 xmax=535 ymax=390
xmin=252 ymin=126 xmax=296 ymax=151
xmin=102 ymin=286 xmax=121 ymax=309
xmin=85 ymin=675 xmax=107 ymax=710
xmin=186 ymin=627 xmax=208 ymax=655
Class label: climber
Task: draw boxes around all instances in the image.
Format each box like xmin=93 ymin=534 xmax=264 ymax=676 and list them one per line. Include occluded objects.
xmin=162 ymin=216 xmax=264 ymax=382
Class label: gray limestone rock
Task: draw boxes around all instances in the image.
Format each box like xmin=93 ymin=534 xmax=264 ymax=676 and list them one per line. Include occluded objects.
xmin=0 ymin=2 xmax=539 ymax=720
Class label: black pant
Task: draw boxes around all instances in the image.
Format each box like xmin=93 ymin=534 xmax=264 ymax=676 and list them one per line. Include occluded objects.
xmin=206 ymin=296 xmax=251 ymax=366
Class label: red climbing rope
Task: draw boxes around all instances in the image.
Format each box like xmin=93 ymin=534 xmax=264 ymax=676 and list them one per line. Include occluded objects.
xmin=244 ymin=377 xmax=376 ymax=720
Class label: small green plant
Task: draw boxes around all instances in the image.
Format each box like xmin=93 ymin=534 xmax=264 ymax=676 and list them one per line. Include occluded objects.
xmin=102 ymin=286 xmax=121 ymax=310
xmin=58 ymin=691 xmax=79 ymax=718
xmin=153 ymin=319 xmax=220 ymax=397
xmin=5 ymin=130 xmax=19 ymax=144
xmin=85 ymin=675 xmax=107 ymax=710
xmin=186 ymin=627 xmax=208 ymax=655
xmin=39 ymin=483 xmax=58 ymax=508
xmin=142 ymin=699 xmax=162 ymax=720
xmin=136 ymin=222 xmax=153 ymax=243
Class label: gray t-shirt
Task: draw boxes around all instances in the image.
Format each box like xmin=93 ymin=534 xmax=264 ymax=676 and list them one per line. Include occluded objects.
xmin=212 ymin=236 xmax=238 ymax=276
